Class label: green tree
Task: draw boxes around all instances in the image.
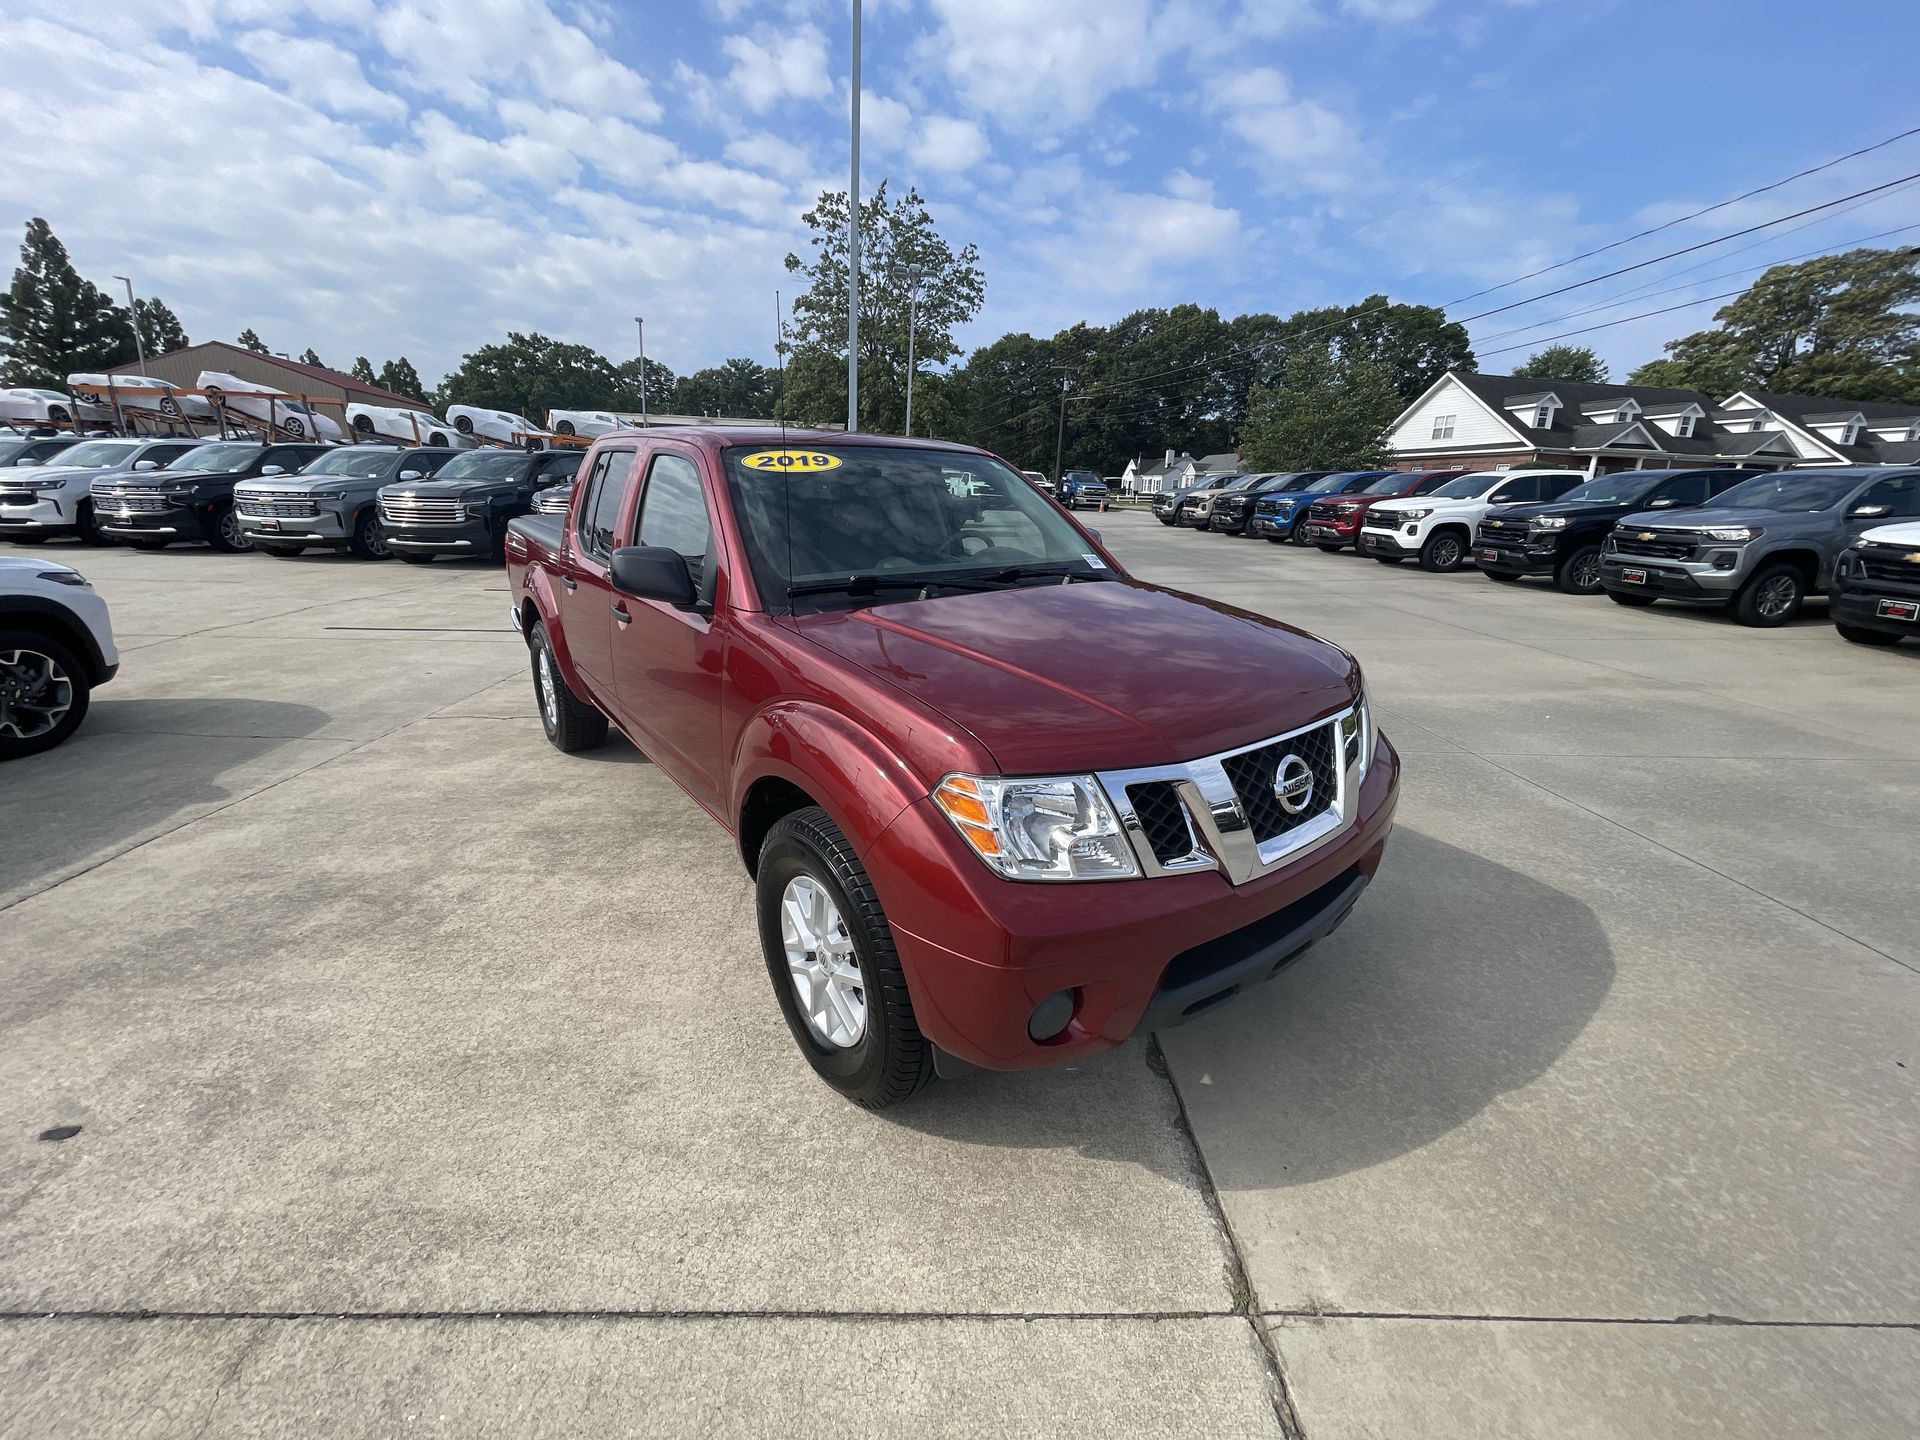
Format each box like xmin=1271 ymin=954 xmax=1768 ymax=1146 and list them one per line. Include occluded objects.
xmin=133 ymin=296 xmax=188 ymax=355
xmin=1239 ymin=345 xmax=1400 ymax=471
xmin=298 ymin=346 xmax=324 ymax=367
xmin=612 ymin=355 xmax=677 ymax=413
xmin=1270 ymin=295 xmax=1474 ymax=402
xmin=669 ymin=358 xmax=780 ymax=417
xmin=437 ymin=332 xmax=622 ymax=417
xmin=350 ymin=356 xmax=376 ymax=383
xmin=779 ymin=181 xmax=986 ymax=432
xmin=1629 ymin=247 xmax=1920 ymax=402
xmin=236 ymin=327 xmax=269 ymax=352
xmin=377 ymin=356 xmax=426 ymax=400
xmin=0 ymin=217 xmax=135 ymax=386
xmin=1512 ymin=343 xmax=1608 ymax=383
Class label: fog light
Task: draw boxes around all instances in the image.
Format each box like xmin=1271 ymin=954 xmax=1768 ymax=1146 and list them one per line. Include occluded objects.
xmin=1028 ymin=989 xmax=1077 ymax=1042
xmin=1711 ymin=551 xmax=1738 ymax=570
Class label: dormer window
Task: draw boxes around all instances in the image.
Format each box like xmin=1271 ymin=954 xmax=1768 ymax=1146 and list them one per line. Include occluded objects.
xmin=1615 ymin=400 xmax=1640 ymax=423
xmin=1909 ymin=421 xmax=1920 ymax=443
xmin=1533 ymin=404 xmax=1553 ymax=428
xmin=1675 ymin=414 xmax=1695 ymax=438
xmin=1838 ymin=421 xmax=1859 ymax=446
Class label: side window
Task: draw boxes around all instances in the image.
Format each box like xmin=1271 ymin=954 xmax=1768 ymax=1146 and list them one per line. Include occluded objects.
xmin=1855 ymin=475 xmax=1920 ymax=519
xmin=149 ymin=444 xmax=194 ymax=466
xmin=1652 ymin=474 xmax=1709 ymax=507
xmin=1707 ymin=471 xmax=1750 ymax=496
xmin=634 ymin=452 xmax=714 ymax=586
xmin=1490 ymin=477 xmax=1536 ymax=504
xmin=1542 ymin=475 xmax=1583 ymax=501
xmin=580 ymin=450 xmax=635 ymax=559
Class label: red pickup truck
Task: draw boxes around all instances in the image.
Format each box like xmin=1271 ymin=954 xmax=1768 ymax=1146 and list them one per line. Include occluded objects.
xmin=506 ymin=428 xmax=1399 ymax=1108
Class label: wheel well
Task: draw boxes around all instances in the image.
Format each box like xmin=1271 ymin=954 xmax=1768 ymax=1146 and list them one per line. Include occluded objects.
xmin=738 ymin=777 xmax=818 ymax=876
xmin=518 ymin=598 xmax=543 ymax=643
xmin=1429 ymin=521 xmax=1471 ymax=539
xmin=2 ymin=611 xmax=100 ymax=683
xmin=1756 ymin=548 xmax=1819 ymax=586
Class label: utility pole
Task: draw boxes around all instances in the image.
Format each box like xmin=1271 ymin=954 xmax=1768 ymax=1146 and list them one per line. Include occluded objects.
xmin=1052 ymin=367 xmax=1075 ymax=487
xmin=846 ymin=0 xmax=861 ymax=433
xmin=774 ymin=289 xmax=784 ymax=387
xmin=114 ymin=275 xmax=147 ymax=376
xmin=903 ymin=266 xmax=925 ymax=437
xmin=633 ymin=316 xmax=647 ymax=426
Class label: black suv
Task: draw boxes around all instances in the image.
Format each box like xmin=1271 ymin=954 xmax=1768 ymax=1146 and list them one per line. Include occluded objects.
xmin=1474 ymin=468 xmax=1762 ymax=595
xmin=1208 ymin=472 xmax=1335 ymax=535
xmin=378 ymin=448 xmax=584 ymax=563
xmin=90 ymin=440 xmax=333 ymax=552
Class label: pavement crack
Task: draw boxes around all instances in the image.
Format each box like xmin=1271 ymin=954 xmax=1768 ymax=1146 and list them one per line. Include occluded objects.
xmin=1262 ymin=1307 xmax=1919 ymax=1330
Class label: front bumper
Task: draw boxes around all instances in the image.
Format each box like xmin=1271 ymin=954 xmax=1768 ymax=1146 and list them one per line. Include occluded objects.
xmin=1302 ymin=515 xmax=1361 ymax=543
xmin=0 ymin=494 xmax=78 ymax=534
xmin=1358 ymin=528 xmax=1417 ymax=555
xmin=385 ymin=518 xmax=491 ymax=555
xmin=1208 ymin=509 xmax=1252 ymax=531
xmin=1832 ymin=576 xmax=1920 ymax=635
xmin=1474 ymin=538 xmax=1557 ymax=576
xmin=865 ymin=734 xmax=1400 ymax=1071
xmin=96 ymin=499 xmax=205 ymax=539
xmin=236 ymin=505 xmax=353 ymax=546
xmin=1598 ymin=553 xmax=1740 ymax=599
xmin=1249 ymin=510 xmax=1300 ymax=536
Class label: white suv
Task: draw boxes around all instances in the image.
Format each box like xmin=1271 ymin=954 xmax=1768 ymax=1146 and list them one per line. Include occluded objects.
xmin=0 ymin=554 xmax=118 ymax=759
xmin=0 ymin=435 xmax=205 ymax=545
xmin=1361 ymin=469 xmax=1587 ymax=572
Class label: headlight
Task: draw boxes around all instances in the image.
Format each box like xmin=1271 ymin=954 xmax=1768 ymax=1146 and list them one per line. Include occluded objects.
xmin=1339 ymin=690 xmax=1376 ymax=779
xmin=1531 ymin=516 xmax=1569 ymax=530
xmin=37 ymin=569 xmax=89 ymax=588
xmin=1702 ymin=526 xmax=1760 ymax=542
xmin=1399 ymin=507 xmax=1432 ymax=521
xmin=932 ymin=774 xmax=1139 ymax=881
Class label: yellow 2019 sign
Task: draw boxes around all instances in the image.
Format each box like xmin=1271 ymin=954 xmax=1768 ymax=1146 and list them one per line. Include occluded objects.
xmin=740 ymin=449 xmax=843 ymax=472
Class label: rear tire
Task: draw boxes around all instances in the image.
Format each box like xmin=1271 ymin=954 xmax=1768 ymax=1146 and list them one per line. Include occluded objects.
xmin=1836 ymin=623 xmax=1901 ymax=647
xmin=1418 ymin=530 xmax=1468 ymax=572
xmin=1607 ymin=589 xmax=1656 ymax=607
xmin=1554 ymin=543 xmax=1604 ymax=595
xmin=1732 ymin=562 xmax=1804 ymax=628
xmin=756 ymin=805 xmax=935 ymax=1110
xmin=530 ymin=620 xmax=608 ymax=752
xmin=0 ymin=629 xmax=90 ymax=761
xmin=348 ymin=509 xmax=391 ymax=561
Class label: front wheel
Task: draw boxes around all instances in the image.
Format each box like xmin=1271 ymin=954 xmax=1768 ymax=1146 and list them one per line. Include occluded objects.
xmin=1156 ymin=515 xmax=1175 ymax=527
xmin=1732 ymin=562 xmax=1804 ymax=628
xmin=1554 ymin=544 xmax=1604 ymax=595
xmin=1836 ymin=623 xmax=1901 ymax=647
xmin=206 ymin=502 xmax=253 ymax=553
xmin=756 ymin=806 xmax=934 ymax=1109
xmin=1418 ymin=530 xmax=1467 ymax=572
xmin=75 ymin=502 xmax=112 ymax=547
xmin=1288 ymin=524 xmax=1314 ymax=547
xmin=348 ymin=510 xmax=391 ymax=560
xmin=0 ymin=630 xmax=90 ymax=761
xmin=530 ymin=620 xmax=608 ymax=752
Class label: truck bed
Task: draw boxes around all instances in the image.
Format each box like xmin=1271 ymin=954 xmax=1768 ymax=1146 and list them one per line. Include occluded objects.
xmin=505 ymin=511 xmax=565 ymax=609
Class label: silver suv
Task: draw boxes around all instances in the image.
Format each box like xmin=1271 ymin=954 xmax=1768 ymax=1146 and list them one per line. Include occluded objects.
xmin=1599 ymin=466 xmax=1920 ymax=626
xmin=234 ymin=445 xmax=459 ymax=560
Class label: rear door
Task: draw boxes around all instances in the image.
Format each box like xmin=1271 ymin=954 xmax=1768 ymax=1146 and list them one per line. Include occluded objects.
xmin=608 ymin=444 xmax=726 ymax=806
xmin=559 ymin=445 xmax=637 ymax=700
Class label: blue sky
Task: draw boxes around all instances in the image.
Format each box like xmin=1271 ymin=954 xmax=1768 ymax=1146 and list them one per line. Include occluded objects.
xmin=3 ymin=0 xmax=1916 ymax=390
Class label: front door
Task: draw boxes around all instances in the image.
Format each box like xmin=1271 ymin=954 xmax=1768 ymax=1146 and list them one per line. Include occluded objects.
xmin=558 ymin=447 xmax=636 ymax=702
xmin=608 ymin=447 xmax=726 ymax=807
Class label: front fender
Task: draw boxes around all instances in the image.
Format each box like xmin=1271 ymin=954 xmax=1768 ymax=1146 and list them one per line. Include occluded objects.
xmin=732 ymin=701 xmax=928 ymax=866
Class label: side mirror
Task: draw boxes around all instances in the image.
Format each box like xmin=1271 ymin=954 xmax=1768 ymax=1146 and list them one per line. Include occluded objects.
xmin=1849 ymin=503 xmax=1891 ymax=518
xmin=261 ymin=465 xmax=285 ymax=476
xmin=1084 ymin=527 xmax=1103 ymax=542
xmin=398 ymin=469 xmax=424 ymax=481
xmin=610 ymin=545 xmax=695 ymax=607
xmin=133 ymin=459 xmax=159 ymax=471
xmin=1646 ymin=496 xmax=1678 ymax=507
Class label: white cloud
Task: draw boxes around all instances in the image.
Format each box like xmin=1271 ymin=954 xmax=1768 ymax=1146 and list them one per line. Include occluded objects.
xmin=1341 ymin=0 xmax=1441 ymax=20
xmin=726 ymin=131 xmax=815 ymax=176
xmin=919 ymin=0 xmax=1160 ymax=130
xmin=911 ymin=116 xmax=990 ymax=174
xmin=721 ymin=23 xmax=834 ymax=113
xmin=231 ymin=32 xmax=404 ymax=120
xmin=1203 ymin=67 xmax=1360 ymax=192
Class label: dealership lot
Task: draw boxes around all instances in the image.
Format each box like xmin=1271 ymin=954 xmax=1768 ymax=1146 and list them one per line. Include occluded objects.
xmin=2 ymin=511 xmax=1915 ymax=1437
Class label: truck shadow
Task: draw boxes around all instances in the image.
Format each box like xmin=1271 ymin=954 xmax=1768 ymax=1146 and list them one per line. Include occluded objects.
xmin=891 ymin=830 xmax=1613 ymax=1191
xmin=0 ymin=698 xmax=330 ymax=906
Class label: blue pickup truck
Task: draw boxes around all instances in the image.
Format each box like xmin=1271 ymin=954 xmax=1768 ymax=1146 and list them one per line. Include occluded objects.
xmin=1057 ymin=470 xmax=1110 ymax=510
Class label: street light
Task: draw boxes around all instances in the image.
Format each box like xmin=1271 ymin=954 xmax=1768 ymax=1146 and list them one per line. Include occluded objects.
xmin=113 ymin=274 xmax=147 ymax=376
xmin=847 ymin=0 xmax=861 ymax=433
xmin=633 ymin=316 xmax=647 ymax=426
xmin=903 ymin=265 xmax=926 ymax=437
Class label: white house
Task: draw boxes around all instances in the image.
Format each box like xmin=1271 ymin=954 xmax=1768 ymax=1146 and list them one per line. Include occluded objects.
xmin=1122 ymin=449 xmax=1204 ymax=494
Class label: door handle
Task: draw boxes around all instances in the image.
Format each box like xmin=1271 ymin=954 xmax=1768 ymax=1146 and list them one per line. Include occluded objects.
xmin=611 ymin=603 xmax=630 ymax=622
xmin=561 ymin=576 xmax=576 ymax=591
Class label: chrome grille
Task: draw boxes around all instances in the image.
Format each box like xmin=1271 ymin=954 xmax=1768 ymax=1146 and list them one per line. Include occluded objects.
xmin=91 ymin=488 xmax=170 ymax=512
xmin=1611 ymin=532 xmax=1696 ymax=559
xmin=1859 ymin=549 xmax=1920 ymax=586
xmin=1218 ymin=723 xmax=1340 ymax=845
xmin=235 ymin=493 xmax=316 ymax=519
xmin=1127 ymin=782 xmax=1199 ymax=867
xmin=379 ymin=495 xmax=464 ymax=525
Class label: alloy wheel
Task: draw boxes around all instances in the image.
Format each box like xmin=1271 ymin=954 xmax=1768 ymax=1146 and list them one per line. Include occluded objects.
xmin=1756 ymin=574 xmax=1798 ymax=619
xmin=1571 ymin=552 xmax=1601 ymax=590
xmin=536 ymin=645 xmax=559 ymax=731
xmin=0 ymin=648 xmax=73 ymax=740
xmin=365 ymin=520 xmax=391 ymax=559
xmin=1431 ymin=536 xmax=1462 ymax=568
xmin=779 ymin=875 xmax=867 ymax=1049
xmin=220 ymin=507 xmax=253 ymax=551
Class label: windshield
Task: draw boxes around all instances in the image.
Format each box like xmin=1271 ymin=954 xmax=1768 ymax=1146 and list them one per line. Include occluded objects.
xmin=435 ymin=451 xmax=532 ymax=481
xmin=1361 ymin=473 xmax=1413 ymax=494
xmin=1293 ymin=474 xmax=1349 ymax=494
xmin=1558 ymin=473 xmax=1663 ymax=505
xmin=723 ymin=444 xmax=1113 ymax=610
xmin=300 ymin=448 xmax=399 ymax=478
xmin=56 ymin=440 xmax=145 ymax=468
xmin=169 ymin=443 xmax=262 ymax=474
xmin=1428 ymin=472 xmax=1503 ymax=499
xmin=1711 ymin=471 xmax=1864 ymax=513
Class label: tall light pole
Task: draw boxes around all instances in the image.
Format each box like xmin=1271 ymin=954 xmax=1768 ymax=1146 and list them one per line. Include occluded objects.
xmin=846 ymin=0 xmax=861 ymax=433
xmin=114 ymin=275 xmax=147 ymax=376
xmin=903 ymin=265 xmax=926 ymax=437
xmin=633 ymin=316 xmax=647 ymax=426
xmin=1052 ymin=367 xmax=1074 ymax=486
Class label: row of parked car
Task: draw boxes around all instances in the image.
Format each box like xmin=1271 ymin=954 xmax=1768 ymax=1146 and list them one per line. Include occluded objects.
xmin=1154 ymin=464 xmax=1920 ymax=645
xmin=0 ymin=433 xmax=581 ymax=561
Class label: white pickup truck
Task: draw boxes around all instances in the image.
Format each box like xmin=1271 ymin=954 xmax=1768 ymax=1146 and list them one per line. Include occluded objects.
xmin=1360 ymin=470 xmax=1586 ymax=572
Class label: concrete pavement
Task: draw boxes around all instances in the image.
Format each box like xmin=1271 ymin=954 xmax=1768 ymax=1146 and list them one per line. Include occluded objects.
xmin=1 ymin=515 xmax=1914 ymax=1435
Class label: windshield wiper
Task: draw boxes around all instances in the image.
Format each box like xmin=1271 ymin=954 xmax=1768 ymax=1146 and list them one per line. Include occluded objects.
xmin=786 ymin=572 xmax=1006 ymax=599
xmin=983 ymin=563 xmax=1107 ymax=585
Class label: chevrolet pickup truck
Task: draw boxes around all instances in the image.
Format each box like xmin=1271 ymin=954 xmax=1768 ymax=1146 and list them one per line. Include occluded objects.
xmin=1299 ymin=470 xmax=1467 ymax=552
xmin=89 ymin=440 xmax=332 ymax=551
xmin=505 ymin=429 xmax=1398 ymax=1107
xmin=1599 ymin=466 xmax=1920 ymax=625
xmin=235 ymin=445 xmax=461 ymax=559
xmin=1832 ymin=520 xmax=1920 ymax=646
xmin=1360 ymin=469 xmax=1586 ymax=572
xmin=377 ymin=447 xmax=582 ymax=563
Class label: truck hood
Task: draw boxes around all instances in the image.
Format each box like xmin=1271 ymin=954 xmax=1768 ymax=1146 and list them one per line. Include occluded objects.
xmin=790 ymin=578 xmax=1357 ymax=774
xmin=1859 ymin=520 xmax=1920 ymax=548
xmin=381 ymin=478 xmax=525 ymax=499
xmin=1489 ymin=499 xmax=1633 ymax=523
xmin=1371 ymin=495 xmax=1485 ymax=515
xmin=1616 ymin=505 xmax=1812 ymax=532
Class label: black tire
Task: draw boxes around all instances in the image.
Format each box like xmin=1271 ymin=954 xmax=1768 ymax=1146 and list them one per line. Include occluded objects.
xmin=205 ymin=502 xmax=253 ymax=554
xmin=1156 ymin=515 xmax=1176 ymax=527
xmin=351 ymin=414 xmax=376 ymax=434
xmin=259 ymin=544 xmax=306 ymax=558
xmin=396 ymin=551 xmax=435 ymax=564
xmin=1418 ymin=529 xmax=1468 ymax=572
xmin=1374 ymin=555 xmax=1405 ymax=564
xmin=74 ymin=502 xmax=111 ymax=547
xmin=1554 ymin=544 xmax=1604 ymax=595
xmin=1288 ymin=524 xmax=1314 ymax=547
xmin=348 ymin=509 xmax=391 ymax=561
xmin=555 ymin=419 xmax=576 ymax=436
xmin=1836 ymin=623 xmax=1901 ymax=647
xmin=1607 ymin=588 xmax=1656 ymax=607
xmin=428 ymin=431 xmax=450 ymax=447
xmin=529 ymin=620 xmax=608 ymax=752
xmin=1732 ymin=562 xmax=1804 ymax=628
xmin=454 ymin=413 xmax=475 ymax=434
xmin=1316 ymin=543 xmax=1344 ymax=554
xmin=756 ymin=805 xmax=934 ymax=1110
xmin=0 ymin=629 xmax=91 ymax=761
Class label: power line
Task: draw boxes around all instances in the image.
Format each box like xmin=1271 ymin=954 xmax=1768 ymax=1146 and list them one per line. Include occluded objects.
xmin=1474 ymin=289 xmax=1749 ymax=359
xmin=1441 ymin=123 xmax=1920 ymax=306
